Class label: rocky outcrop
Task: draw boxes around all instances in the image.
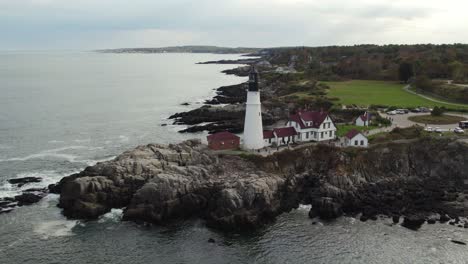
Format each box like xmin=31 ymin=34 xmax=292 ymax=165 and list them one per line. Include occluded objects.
xmin=8 ymin=177 xmax=42 ymax=187
xmin=55 ymin=139 xmax=295 ymax=230
xmin=169 ymin=105 xmax=276 ymax=134
xmin=55 ymin=138 xmax=468 ymax=231
xmin=0 ymin=187 xmax=48 ymax=214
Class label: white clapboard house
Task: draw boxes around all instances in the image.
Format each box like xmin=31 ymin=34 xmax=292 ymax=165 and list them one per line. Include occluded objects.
xmin=285 ymin=110 xmax=337 ymax=142
xmin=263 ymin=127 xmax=299 ymax=147
xmin=344 ymin=129 xmax=368 ymax=147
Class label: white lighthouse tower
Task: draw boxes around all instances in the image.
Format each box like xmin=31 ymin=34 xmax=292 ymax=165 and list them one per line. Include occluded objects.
xmin=243 ymin=66 xmax=264 ymax=150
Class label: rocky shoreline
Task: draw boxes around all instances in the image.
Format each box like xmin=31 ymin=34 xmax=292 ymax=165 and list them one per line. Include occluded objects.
xmin=49 ymin=137 xmax=468 ymax=231
xmin=167 ymin=57 xmax=284 ymax=134
xmin=0 ymin=177 xmax=48 ymax=214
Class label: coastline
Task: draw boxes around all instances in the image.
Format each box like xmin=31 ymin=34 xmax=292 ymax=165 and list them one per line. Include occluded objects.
xmin=50 ymin=137 xmax=468 ymax=232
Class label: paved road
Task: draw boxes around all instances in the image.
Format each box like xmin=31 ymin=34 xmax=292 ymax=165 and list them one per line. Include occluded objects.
xmin=380 ymin=112 xmax=468 ymax=130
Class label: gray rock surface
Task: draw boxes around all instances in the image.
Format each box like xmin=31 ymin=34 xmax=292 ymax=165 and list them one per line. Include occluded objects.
xmin=55 ymin=138 xmax=468 ymax=230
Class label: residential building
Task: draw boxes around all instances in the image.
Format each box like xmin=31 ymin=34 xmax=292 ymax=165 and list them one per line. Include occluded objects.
xmin=286 ymin=111 xmax=337 ymax=142
xmin=344 ymin=129 xmax=368 ymax=147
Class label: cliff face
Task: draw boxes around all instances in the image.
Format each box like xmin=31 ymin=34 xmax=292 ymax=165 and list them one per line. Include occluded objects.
xmin=258 ymin=139 xmax=467 ymax=221
xmin=54 ymin=138 xmax=468 ymax=230
xmin=55 ymin=140 xmax=295 ymax=230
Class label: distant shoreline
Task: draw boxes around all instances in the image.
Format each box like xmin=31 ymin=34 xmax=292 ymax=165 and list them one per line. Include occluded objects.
xmin=96 ymin=45 xmax=260 ymax=55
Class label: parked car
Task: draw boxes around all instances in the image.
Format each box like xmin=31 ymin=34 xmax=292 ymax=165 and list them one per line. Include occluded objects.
xmin=434 ymin=127 xmax=443 ymax=133
xmin=459 ymin=121 xmax=468 ymax=129
xmin=411 ymin=108 xmax=422 ymax=113
xmin=419 ymin=107 xmax=431 ymax=113
xmin=424 ymin=127 xmax=433 ymax=132
xmin=387 ymin=110 xmax=397 ymax=115
xmin=454 ymin=127 xmax=465 ymax=134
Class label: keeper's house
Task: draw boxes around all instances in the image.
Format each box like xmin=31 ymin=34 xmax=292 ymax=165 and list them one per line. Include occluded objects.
xmin=286 ymin=110 xmax=337 ymax=142
xmin=207 ymin=131 xmax=240 ymax=150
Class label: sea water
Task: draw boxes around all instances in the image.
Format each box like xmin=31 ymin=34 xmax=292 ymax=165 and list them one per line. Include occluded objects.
xmin=0 ymin=51 xmax=467 ymax=264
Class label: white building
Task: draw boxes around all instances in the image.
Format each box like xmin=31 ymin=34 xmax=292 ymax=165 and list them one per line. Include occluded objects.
xmin=286 ymin=111 xmax=337 ymax=142
xmin=263 ymin=127 xmax=299 ymax=147
xmin=344 ymin=129 xmax=368 ymax=147
xmin=355 ymin=112 xmax=370 ymax=127
xmin=243 ymin=66 xmax=264 ymax=150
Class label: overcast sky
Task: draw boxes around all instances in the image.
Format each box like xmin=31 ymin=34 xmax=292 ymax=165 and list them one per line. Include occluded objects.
xmin=1 ymin=0 xmax=467 ymax=50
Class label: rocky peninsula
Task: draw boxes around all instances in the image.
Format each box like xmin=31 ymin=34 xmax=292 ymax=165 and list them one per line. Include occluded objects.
xmin=51 ymin=137 xmax=468 ymax=231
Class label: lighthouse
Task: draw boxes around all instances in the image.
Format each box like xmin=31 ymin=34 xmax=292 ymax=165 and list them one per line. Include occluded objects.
xmin=243 ymin=66 xmax=264 ymax=150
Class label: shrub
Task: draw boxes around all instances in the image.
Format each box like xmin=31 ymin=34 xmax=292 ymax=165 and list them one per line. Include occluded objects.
xmin=431 ymin=106 xmax=446 ymax=116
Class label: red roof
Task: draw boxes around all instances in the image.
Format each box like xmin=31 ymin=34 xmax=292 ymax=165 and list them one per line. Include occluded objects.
xmin=289 ymin=111 xmax=329 ymax=129
xmin=274 ymin=127 xmax=298 ymax=137
xmin=207 ymin=131 xmax=239 ymax=141
xmin=359 ymin=112 xmax=370 ymax=122
xmin=345 ymin=129 xmax=362 ymax=139
xmin=263 ymin=130 xmax=275 ymax=139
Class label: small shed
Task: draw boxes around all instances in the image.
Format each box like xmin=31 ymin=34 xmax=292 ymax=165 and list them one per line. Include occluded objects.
xmin=207 ymin=131 xmax=240 ymax=150
xmin=344 ymin=129 xmax=368 ymax=147
xmin=355 ymin=112 xmax=370 ymax=127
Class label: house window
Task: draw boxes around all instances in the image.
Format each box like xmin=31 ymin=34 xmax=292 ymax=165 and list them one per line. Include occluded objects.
xmin=306 ymin=132 xmax=309 ymax=139
xmin=269 ymin=138 xmax=272 ymax=143
xmin=360 ymin=140 xmax=364 ymax=146
xmin=354 ymin=140 xmax=358 ymax=146
xmin=321 ymin=132 xmax=324 ymax=138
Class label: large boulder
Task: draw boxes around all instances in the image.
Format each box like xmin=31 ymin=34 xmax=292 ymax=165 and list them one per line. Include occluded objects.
xmin=310 ymin=197 xmax=343 ymax=219
xmin=401 ymin=215 xmax=426 ymax=230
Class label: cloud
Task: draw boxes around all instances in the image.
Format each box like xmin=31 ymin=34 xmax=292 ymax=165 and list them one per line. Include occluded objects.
xmin=0 ymin=0 xmax=466 ymax=50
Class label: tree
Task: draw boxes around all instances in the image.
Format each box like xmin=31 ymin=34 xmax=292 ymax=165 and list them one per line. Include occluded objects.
xmin=449 ymin=61 xmax=464 ymax=82
xmin=431 ymin=106 xmax=445 ymax=116
xmin=399 ymin=62 xmax=414 ymax=83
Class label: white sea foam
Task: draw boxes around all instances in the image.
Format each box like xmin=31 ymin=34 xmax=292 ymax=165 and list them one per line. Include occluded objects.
xmin=98 ymin=208 xmax=124 ymax=223
xmin=80 ymin=156 xmax=116 ymax=166
xmin=0 ymin=146 xmax=102 ymax=163
xmin=298 ymin=204 xmax=312 ymax=211
xmin=48 ymin=140 xmax=65 ymax=144
xmin=73 ymin=138 xmax=91 ymax=143
xmin=33 ymin=220 xmax=78 ymax=239
xmin=0 ymin=170 xmax=81 ymax=198
xmin=118 ymin=135 xmax=129 ymax=142
xmin=0 ymin=182 xmax=20 ymax=198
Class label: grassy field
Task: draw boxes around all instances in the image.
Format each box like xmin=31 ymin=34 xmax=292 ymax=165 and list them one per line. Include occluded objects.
xmin=324 ymin=80 xmax=468 ymax=110
xmin=336 ymin=124 xmax=377 ymax=137
xmin=408 ymin=115 xmax=466 ymax=125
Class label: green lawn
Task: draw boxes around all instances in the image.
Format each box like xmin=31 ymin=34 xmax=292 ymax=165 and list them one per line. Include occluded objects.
xmin=336 ymin=124 xmax=377 ymax=137
xmin=324 ymin=80 xmax=468 ymax=110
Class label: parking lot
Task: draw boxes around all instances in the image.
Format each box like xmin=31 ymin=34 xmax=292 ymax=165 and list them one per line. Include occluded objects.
xmin=380 ymin=112 xmax=468 ymax=131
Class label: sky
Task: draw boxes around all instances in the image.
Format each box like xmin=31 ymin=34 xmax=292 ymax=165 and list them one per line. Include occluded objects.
xmin=1 ymin=0 xmax=467 ymax=50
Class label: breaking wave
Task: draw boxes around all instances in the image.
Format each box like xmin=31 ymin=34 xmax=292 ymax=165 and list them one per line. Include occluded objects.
xmin=0 ymin=146 xmax=103 ymax=163
xmin=33 ymin=220 xmax=78 ymax=239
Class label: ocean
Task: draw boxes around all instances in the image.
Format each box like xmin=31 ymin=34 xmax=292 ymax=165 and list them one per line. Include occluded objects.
xmin=0 ymin=51 xmax=467 ymax=264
